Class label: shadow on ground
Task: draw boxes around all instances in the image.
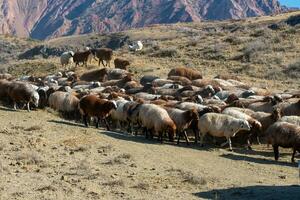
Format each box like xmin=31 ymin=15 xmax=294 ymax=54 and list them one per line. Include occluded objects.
xmin=194 ymin=185 xmax=300 ymax=200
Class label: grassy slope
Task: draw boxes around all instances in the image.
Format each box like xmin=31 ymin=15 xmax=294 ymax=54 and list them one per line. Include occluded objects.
xmin=2 ymin=11 xmax=300 ymax=91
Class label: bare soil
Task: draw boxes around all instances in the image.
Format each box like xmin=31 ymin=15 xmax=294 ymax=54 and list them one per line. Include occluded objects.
xmin=0 ymin=106 xmax=299 ymax=199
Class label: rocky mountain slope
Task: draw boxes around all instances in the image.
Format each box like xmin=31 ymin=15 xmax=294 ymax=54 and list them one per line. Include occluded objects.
xmin=0 ymin=0 xmax=285 ymax=39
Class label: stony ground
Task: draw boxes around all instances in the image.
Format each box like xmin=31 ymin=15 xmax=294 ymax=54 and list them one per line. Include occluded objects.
xmin=0 ymin=106 xmax=299 ymax=200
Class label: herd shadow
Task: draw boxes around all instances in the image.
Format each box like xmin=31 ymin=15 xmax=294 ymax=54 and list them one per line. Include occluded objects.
xmin=194 ymin=185 xmax=300 ymax=200
xmin=48 ymin=119 xmax=85 ymax=128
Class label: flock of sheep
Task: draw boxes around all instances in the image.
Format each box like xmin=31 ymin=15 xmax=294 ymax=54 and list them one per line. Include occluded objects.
xmin=0 ymin=43 xmax=299 ymax=164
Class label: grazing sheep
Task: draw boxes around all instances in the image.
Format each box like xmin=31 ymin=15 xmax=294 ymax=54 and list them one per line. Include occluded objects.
xmin=8 ymin=82 xmax=39 ymax=111
xmin=78 ymin=95 xmax=117 ymax=130
xmin=80 ymin=68 xmax=108 ymax=82
xmin=198 ymin=113 xmax=251 ymax=151
xmin=129 ymin=41 xmax=143 ymax=51
xmin=110 ymin=99 xmax=130 ymax=131
xmin=167 ymin=76 xmax=192 ymax=86
xmin=48 ymin=91 xmax=80 ymax=119
xmin=222 ymin=108 xmax=262 ymax=148
xmin=140 ymin=75 xmax=159 ymax=86
xmin=274 ymin=100 xmax=300 ymax=116
xmin=176 ymin=102 xmax=208 ymax=112
xmin=60 ymin=51 xmax=74 ymax=69
xmin=165 ymin=108 xmax=199 ymax=145
xmin=114 ymin=58 xmax=130 ymax=70
xmin=279 ymin=116 xmax=300 ymax=126
xmin=138 ymin=104 xmax=176 ymax=143
xmin=92 ymin=48 xmax=113 ymax=67
xmin=248 ymin=96 xmax=282 ymax=113
xmin=265 ymin=122 xmax=300 ymax=162
xmin=168 ymin=67 xmax=202 ymax=80
xmin=37 ymin=86 xmax=49 ymax=109
xmin=73 ymin=50 xmax=93 ymax=67
xmin=108 ymin=69 xmax=130 ymax=80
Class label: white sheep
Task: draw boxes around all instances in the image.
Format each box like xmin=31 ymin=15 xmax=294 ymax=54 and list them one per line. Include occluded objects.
xmin=129 ymin=41 xmax=143 ymax=51
xmin=279 ymin=116 xmax=300 ymax=126
xmin=110 ymin=99 xmax=130 ymax=131
xmin=198 ymin=113 xmax=251 ymax=151
xmin=60 ymin=51 xmax=74 ymax=69
xmin=138 ymin=104 xmax=176 ymax=143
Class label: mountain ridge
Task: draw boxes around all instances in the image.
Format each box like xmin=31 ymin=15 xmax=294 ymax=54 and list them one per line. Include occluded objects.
xmin=0 ymin=0 xmax=285 ymax=39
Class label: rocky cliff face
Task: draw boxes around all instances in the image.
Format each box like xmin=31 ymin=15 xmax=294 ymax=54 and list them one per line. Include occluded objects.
xmin=0 ymin=0 xmax=284 ymax=39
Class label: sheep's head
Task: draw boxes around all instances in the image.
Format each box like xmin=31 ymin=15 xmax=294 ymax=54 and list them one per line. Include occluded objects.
xmin=272 ymin=108 xmax=282 ymax=121
xmin=239 ymin=120 xmax=251 ymax=131
xmin=32 ymin=91 xmax=40 ymax=107
xmin=194 ymin=95 xmax=203 ymax=104
xmin=110 ymin=100 xmax=118 ymax=110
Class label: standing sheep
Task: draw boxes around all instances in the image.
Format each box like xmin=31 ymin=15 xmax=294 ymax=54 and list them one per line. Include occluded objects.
xmin=78 ymin=95 xmax=117 ymax=130
xmin=198 ymin=113 xmax=251 ymax=151
xmin=8 ymin=82 xmax=39 ymax=111
xmin=114 ymin=58 xmax=130 ymax=70
xmin=60 ymin=51 xmax=74 ymax=69
xmin=265 ymin=122 xmax=300 ymax=162
xmin=92 ymin=48 xmax=113 ymax=67
xmin=138 ymin=104 xmax=176 ymax=143
xmin=73 ymin=50 xmax=93 ymax=67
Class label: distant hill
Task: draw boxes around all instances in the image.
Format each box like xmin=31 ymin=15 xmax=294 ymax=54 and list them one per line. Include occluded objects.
xmin=0 ymin=0 xmax=285 ymax=40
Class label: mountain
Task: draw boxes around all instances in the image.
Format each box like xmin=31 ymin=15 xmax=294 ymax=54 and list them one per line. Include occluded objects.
xmin=0 ymin=0 xmax=285 ymax=39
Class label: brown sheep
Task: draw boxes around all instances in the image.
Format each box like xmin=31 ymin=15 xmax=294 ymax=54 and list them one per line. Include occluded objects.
xmin=92 ymin=48 xmax=113 ymax=67
xmin=8 ymin=82 xmax=39 ymax=111
xmin=0 ymin=79 xmax=11 ymax=102
xmin=274 ymin=100 xmax=300 ymax=116
xmin=78 ymin=95 xmax=117 ymax=130
xmin=73 ymin=50 xmax=93 ymax=67
xmin=114 ymin=58 xmax=130 ymax=70
xmin=265 ymin=122 xmax=300 ymax=162
xmin=167 ymin=76 xmax=192 ymax=86
xmin=168 ymin=67 xmax=202 ymax=80
xmin=80 ymin=68 xmax=108 ymax=82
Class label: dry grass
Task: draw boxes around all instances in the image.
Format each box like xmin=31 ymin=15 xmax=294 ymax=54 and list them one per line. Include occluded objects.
xmin=104 ymin=153 xmax=133 ymax=165
xmin=2 ymin=11 xmax=300 ymax=91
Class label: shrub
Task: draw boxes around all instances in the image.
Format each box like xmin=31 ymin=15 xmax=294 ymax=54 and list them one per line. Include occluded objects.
xmin=283 ymin=61 xmax=300 ymax=79
xmin=152 ymin=47 xmax=179 ymax=58
xmin=242 ymin=39 xmax=268 ymax=62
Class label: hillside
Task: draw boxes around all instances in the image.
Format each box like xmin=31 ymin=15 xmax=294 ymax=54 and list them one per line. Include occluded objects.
xmin=0 ymin=0 xmax=285 ymax=39
xmin=1 ymin=11 xmax=300 ymax=91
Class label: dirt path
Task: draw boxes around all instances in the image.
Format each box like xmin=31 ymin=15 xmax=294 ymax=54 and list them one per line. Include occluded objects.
xmin=0 ymin=107 xmax=299 ymax=199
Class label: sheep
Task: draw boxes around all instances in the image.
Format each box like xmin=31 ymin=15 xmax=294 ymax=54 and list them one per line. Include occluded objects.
xmin=78 ymin=95 xmax=117 ymax=130
xmin=279 ymin=116 xmax=300 ymax=126
xmin=140 ymin=75 xmax=159 ymax=86
xmin=165 ymin=108 xmax=199 ymax=145
xmin=60 ymin=51 xmax=74 ymax=69
xmin=37 ymin=86 xmax=49 ymax=109
xmin=214 ymin=74 xmax=241 ymax=81
xmin=138 ymin=104 xmax=176 ymax=143
xmin=168 ymin=67 xmax=202 ymax=80
xmin=222 ymin=108 xmax=262 ymax=148
xmin=114 ymin=58 xmax=130 ymax=70
xmin=152 ymin=79 xmax=174 ymax=87
xmin=7 ymin=82 xmax=39 ymax=111
xmin=265 ymin=122 xmax=300 ymax=162
xmin=110 ymin=99 xmax=130 ymax=131
xmin=73 ymin=50 xmax=93 ymax=67
xmin=0 ymin=79 xmax=11 ymax=102
xmin=176 ymin=102 xmax=208 ymax=112
xmin=198 ymin=113 xmax=251 ymax=151
xmin=80 ymin=68 xmax=108 ymax=82
xmin=167 ymin=76 xmax=192 ymax=86
xmin=107 ymin=69 xmax=130 ymax=80
xmin=92 ymin=48 xmax=113 ymax=67
xmin=135 ymin=92 xmax=161 ymax=101
xmin=274 ymin=100 xmax=300 ymax=116
xmin=129 ymin=41 xmax=143 ymax=51
xmin=48 ymin=91 xmax=80 ymax=119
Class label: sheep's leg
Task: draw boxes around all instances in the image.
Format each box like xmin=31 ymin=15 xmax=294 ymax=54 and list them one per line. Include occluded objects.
xmin=256 ymin=136 xmax=261 ymax=145
xmin=273 ymin=145 xmax=279 ymax=161
xmin=144 ymin=127 xmax=148 ymax=138
xmin=108 ymin=61 xmax=111 ymax=68
xmin=98 ymin=59 xmax=101 ymax=66
xmin=96 ymin=118 xmax=100 ymax=129
xmin=291 ymin=148 xmax=296 ymax=163
xmin=159 ymin=132 xmax=163 ymax=144
xmin=27 ymin=102 xmax=30 ymax=112
xmin=177 ymin=130 xmax=181 ymax=145
xmin=103 ymin=118 xmax=110 ymax=131
xmin=183 ymin=131 xmax=190 ymax=146
xmin=227 ymin=137 xmax=233 ymax=151
xmin=13 ymin=102 xmax=18 ymax=110
xmin=102 ymin=60 xmax=106 ymax=67
xmin=199 ymin=133 xmax=205 ymax=147
xmin=83 ymin=115 xmax=89 ymax=127
xmin=246 ymin=137 xmax=252 ymax=150
xmin=192 ymin=128 xmax=198 ymax=144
